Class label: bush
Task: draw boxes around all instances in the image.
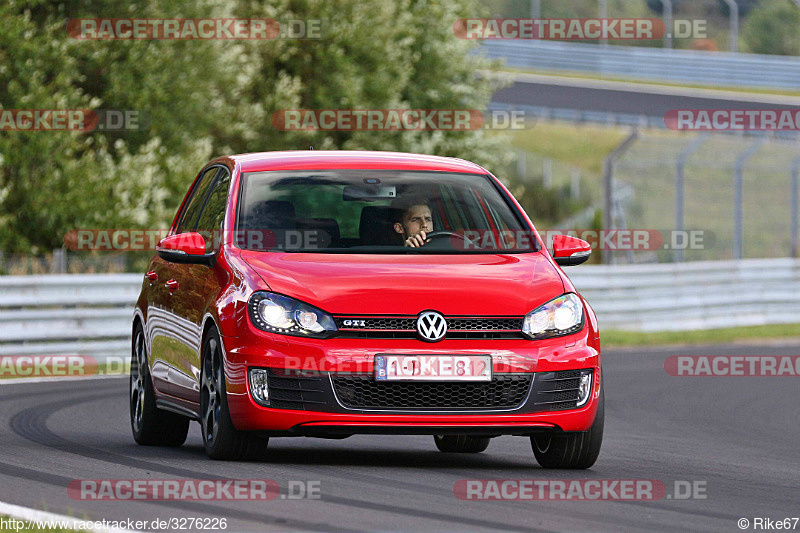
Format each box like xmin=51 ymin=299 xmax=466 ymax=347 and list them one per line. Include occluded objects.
xmin=743 ymin=0 xmax=800 ymax=55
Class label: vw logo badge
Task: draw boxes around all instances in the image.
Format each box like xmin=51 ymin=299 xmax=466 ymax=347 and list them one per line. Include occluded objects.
xmin=417 ymin=311 xmax=447 ymax=342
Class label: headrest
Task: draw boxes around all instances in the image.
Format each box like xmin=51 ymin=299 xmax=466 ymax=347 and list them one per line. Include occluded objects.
xmin=246 ymin=200 xmax=296 ymax=230
xmin=359 ymin=206 xmax=400 ymax=246
xmin=296 ymin=217 xmax=341 ymax=248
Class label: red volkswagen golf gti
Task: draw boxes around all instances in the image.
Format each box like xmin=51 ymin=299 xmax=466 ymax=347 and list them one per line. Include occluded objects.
xmin=131 ymin=150 xmax=603 ymax=468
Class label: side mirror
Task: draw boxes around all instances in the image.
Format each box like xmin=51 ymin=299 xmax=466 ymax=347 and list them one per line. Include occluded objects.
xmin=552 ymin=235 xmax=591 ymax=266
xmin=156 ymin=232 xmax=216 ymax=266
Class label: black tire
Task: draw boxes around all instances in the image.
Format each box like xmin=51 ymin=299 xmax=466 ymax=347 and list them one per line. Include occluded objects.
xmin=201 ymin=327 xmax=269 ymax=461
xmin=130 ymin=323 xmax=190 ymax=446
xmin=531 ymin=386 xmax=604 ymax=469
xmin=434 ymin=434 xmax=491 ymax=453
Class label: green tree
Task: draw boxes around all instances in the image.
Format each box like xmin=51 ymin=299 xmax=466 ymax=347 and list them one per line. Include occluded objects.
xmin=0 ymin=0 xmax=510 ymax=255
xmin=743 ymin=0 xmax=800 ymax=55
xmin=221 ymin=0 xmax=509 ymax=167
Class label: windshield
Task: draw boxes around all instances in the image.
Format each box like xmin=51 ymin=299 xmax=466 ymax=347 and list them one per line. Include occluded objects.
xmin=235 ymin=170 xmax=538 ymax=254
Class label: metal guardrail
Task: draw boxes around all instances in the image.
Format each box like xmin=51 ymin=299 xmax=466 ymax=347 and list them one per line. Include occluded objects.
xmin=569 ymin=258 xmax=800 ymax=331
xmin=1 ymin=259 xmax=799 ymax=360
xmin=0 ymin=274 xmax=141 ymax=358
xmin=483 ymin=40 xmax=800 ymax=89
xmin=487 ymin=101 xmax=666 ymax=129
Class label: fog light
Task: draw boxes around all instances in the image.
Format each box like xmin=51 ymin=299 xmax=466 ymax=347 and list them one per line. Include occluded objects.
xmin=249 ymin=368 xmax=270 ymax=406
xmin=576 ymin=371 xmax=592 ymax=407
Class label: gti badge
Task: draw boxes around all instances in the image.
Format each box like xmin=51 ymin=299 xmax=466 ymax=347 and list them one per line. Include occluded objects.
xmin=343 ymin=319 xmax=366 ymax=327
xmin=416 ymin=311 xmax=447 ymax=342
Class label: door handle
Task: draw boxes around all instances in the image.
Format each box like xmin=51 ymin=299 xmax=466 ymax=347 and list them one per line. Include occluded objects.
xmin=145 ymin=270 xmax=158 ymax=283
xmin=165 ymin=279 xmax=179 ymax=293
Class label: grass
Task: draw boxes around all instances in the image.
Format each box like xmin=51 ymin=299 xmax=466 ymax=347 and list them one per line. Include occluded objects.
xmin=602 ymin=323 xmax=800 ymax=348
xmin=612 ymin=134 xmax=799 ymax=261
xmin=501 ymin=67 xmax=800 ymax=98
xmin=508 ymin=118 xmax=798 ymax=260
xmin=509 ymin=121 xmax=631 ymax=175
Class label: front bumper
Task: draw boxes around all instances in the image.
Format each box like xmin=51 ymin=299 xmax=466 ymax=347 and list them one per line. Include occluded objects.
xmin=222 ymin=327 xmax=601 ymax=435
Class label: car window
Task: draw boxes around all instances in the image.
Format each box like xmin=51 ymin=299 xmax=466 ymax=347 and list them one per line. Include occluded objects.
xmin=236 ymin=170 xmax=538 ymax=254
xmin=174 ymin=167 xmax=219 ymax=234
xmin=195 ymin=167 xmax=231 ymax=253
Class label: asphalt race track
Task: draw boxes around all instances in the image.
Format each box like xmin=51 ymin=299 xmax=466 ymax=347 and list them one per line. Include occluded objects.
xmin=1 ymin=343 xmax=798 ymax=532
xmin=491 ymin=74 xmax=800 ymax=118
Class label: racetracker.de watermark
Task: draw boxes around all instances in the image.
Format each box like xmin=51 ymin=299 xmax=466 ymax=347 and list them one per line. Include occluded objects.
xmin=67 ymin=18 xmax=323 ymax=40
xmin=68 ymin=479 xmax=321 ymax=500
xmin=0 ymin=109 xmax=143 ymax=132
xmin=62 ymin=228 xmax=713 ymax=252
xmin=270 ymin=109 xmax=533 ymax=131
xmin=447 ymin=229 xmax=711 ymax=252
xmin=453 ymin=479 xmax=707 ymax=500
xmin=665 ymin=109 xmax=800 ymax=131
xmin=0 ymin=355 xmax=128 ymax=378
xmin=453 ymin=18 xmax=707 ymax=40
xmin=665 ymin=356 xmax=800 ymax=377
xmin=444 ymin=229 xmax=706 ymax=252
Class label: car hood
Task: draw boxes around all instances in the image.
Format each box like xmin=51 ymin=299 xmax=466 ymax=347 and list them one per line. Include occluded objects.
xmin=240 ymin=251 xmax=565 ymax=316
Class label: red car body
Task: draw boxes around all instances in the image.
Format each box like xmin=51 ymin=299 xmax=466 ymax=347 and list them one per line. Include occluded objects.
xmin=132 ymin=151 xmax=602 ymax=464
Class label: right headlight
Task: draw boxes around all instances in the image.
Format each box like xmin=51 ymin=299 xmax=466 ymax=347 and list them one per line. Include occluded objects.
xmin=522 ymin=293 xmax=584 ymax=339
xmin=248 ymin=291 xmax=338 ymax=338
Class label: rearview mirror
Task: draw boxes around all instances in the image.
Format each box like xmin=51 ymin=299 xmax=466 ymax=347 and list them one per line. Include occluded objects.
xmin=156 ymin=232 xmax=216 ymax=266
xmin=552 ymin=235 xmax=591 ymax=266
xmin=343 ymin=185 xmax=397 ymax=201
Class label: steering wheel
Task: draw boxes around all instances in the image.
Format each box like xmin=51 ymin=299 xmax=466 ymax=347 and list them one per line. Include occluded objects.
xmin=422 ymin=231 xmax=479 ymax=249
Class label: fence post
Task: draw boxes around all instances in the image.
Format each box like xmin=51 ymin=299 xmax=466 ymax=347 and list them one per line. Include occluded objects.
xmin=674 ymin=134 xmax=709 ymax=262
xmin=792 ymin=154 xmax=800 ymax=258
xmin=571 ymin=168 xmax=581 ymax=200
xmin=721 ymin=0 xmax=739 ymax=52
xmin=598 ymin=0 xmax=608 ymax=47
xmin=659 ymin=0 xmax=673 ymax=49
xmin=733 ymin=139 xmax=764 ymax=260
xmin=543 ymin=157 xmax=552 ymax=188
xmin=603 ymin=129 xmax=639 ymax=264
xmin=530 ymin=0 xmax=540 ymax=19
xmin=51 ymin=248 xmax=67 ymax=274
xmin=516 ymin=149 xmax=527 ymax=182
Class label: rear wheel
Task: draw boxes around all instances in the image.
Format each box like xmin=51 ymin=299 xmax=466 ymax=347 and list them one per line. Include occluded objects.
xmin=434 ymin=434 xmax=490 ymax=453
xmin=530 ymin=387 xmax=604 ymax=469
xmin=130 ymin=323 xmax=189 ymax=446
xmin=201 ymin=328 xmax=269 ymax=460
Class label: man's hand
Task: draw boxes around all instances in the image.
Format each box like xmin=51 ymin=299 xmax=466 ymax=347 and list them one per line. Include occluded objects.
xmin=404 ymin=230 xmax=429 ymax=247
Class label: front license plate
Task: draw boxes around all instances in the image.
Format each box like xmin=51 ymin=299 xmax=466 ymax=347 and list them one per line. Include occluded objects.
xmin=374 ymin=355 xmax=492 ymax=381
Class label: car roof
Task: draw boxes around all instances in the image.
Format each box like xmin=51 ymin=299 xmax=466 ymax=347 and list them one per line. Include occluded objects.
xmin=212 ymin=150 xmax=489 ymax=174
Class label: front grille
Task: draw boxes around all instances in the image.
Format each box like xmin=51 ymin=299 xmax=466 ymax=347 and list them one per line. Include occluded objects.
xmin=335 ymin=317 xmax=416 ymax=330
xmin=533 ymin=370 xmax=589 ymax=411
xmin=448 ymin=318 xmax=522 ymax=330
xmin=334 ymin=316 xmax=525 ymax=339
xmin=331 ymin=374 xmax=532 ymax=410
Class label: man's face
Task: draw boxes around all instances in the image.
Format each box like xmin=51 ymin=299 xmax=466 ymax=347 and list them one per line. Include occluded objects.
xmin=394 ymin=204 xmax=433 ymax=237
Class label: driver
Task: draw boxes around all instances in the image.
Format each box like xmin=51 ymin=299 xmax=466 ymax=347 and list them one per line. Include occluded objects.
xmin=391 ymin=196 xmax=434 ymax=248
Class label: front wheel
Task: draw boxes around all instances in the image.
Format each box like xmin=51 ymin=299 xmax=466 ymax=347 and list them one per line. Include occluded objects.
xmin=130 ymin=323 xmax=189 ymax=446
xmin=200 ymin=328 xmax=269 ymax=461
xmin=434 ymin=434 xmax=490 ymax=453
xmin=530 ymin=387 xmax=604 ymax=469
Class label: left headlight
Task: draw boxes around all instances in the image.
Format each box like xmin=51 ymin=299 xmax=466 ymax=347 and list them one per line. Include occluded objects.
xmin=522 ymin=293 xmax=584 ymax=339
xmin=248 ymin=291 xmax=338 ymax=338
